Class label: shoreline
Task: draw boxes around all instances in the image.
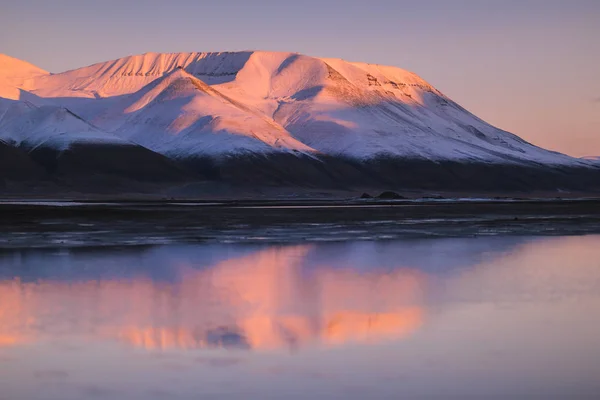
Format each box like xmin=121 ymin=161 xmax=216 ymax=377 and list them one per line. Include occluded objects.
xmin=2 ymin=198 xmax=600 ymax=249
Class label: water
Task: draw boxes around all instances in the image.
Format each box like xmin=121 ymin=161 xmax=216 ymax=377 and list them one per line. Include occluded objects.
xmin=1 ymin=235 xmax=599 ymax=399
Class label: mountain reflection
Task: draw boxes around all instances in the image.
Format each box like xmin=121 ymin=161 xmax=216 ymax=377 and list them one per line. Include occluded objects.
xmin=0 ymin=245 xmax=426 ymax=351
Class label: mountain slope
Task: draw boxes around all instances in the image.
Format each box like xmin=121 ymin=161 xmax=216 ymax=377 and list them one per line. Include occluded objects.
xmin=0 ymin=54 xmax=49 ymax=100
xmin=0 ymin=101 xmax=194 ymax=183
xmin=103 ymin=69 xmax=313 ymax=158
xmin=219 ymin=52 xmax=581 ymax=166
xmin=0 ymin=103 xmax=131 ymax=150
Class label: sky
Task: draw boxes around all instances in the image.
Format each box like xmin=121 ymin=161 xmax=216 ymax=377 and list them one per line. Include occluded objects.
xmin=1 ymin=0 xmax=599 ymax=156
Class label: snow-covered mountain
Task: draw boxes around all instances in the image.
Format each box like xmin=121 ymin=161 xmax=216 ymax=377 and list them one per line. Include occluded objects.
xmin=0 ymin=103 xmax=131 ymax=150
xmin=1 ymin=51 xmax=598 ymax=192
xmin=15 ymin=51 xmax=586 ymax=165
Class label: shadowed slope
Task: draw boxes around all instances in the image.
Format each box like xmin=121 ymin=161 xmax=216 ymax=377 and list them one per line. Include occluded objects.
xmin=108 ymin=69 xmax=313 ymax=158
xmin=0 ymin=102 xmax=196 ymax=184
xmin=0 ymin=140 xmax=46 ymax=182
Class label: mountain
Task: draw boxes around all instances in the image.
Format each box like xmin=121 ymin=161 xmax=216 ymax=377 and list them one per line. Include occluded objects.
xmin=24 ymin=51 xmax=586 ymax=164
xmin=1 ymin=51 xmax=599 ymax=194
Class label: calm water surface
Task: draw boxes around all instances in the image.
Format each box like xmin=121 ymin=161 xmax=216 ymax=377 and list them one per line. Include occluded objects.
xmin=1 ymin=235 xmax=599 ymax=399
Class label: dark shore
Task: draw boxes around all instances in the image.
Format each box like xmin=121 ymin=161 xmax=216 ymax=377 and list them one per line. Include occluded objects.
xmin=2 ymin=197 xmax=600 ymax=249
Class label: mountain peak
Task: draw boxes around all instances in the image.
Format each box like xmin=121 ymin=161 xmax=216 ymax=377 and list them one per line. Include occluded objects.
xmin=0 ymin=54 xmax=49 ymax=99
xmin=164 ymin=66 xmax=207 ymax=85
xmin=123 ymin=67 xmax=213 ymax=113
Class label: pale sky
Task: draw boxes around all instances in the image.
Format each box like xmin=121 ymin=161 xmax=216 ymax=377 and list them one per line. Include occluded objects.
xmin=1 ymin=0 xmax=599 ymax=156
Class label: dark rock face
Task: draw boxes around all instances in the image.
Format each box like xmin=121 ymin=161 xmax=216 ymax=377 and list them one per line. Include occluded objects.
xmin=377 ymin=191 xmax=405 ymax=200
xmin=360 ymin=192 xmax=373 ymax=199
xmin=179 ymin=152 xmax=600 ymax=193
xmin=345 ymin=157 xmax=600 ymax=192
xmin=180 ymin=153 xmax=370 ymax=188
xmin=2 ymin=142 xmax=600 ymax=195
xmin=27 ymin=143 xmax=197 ymax=183
xmin=0 ymin=141 xmax=46 ymax=181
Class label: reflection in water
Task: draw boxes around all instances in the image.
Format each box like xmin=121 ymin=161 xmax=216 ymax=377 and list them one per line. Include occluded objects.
xmin=0 ymin=245 xmax=426 ymax=351
xmin=1 ymin=236 xmax=600 ymax=399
